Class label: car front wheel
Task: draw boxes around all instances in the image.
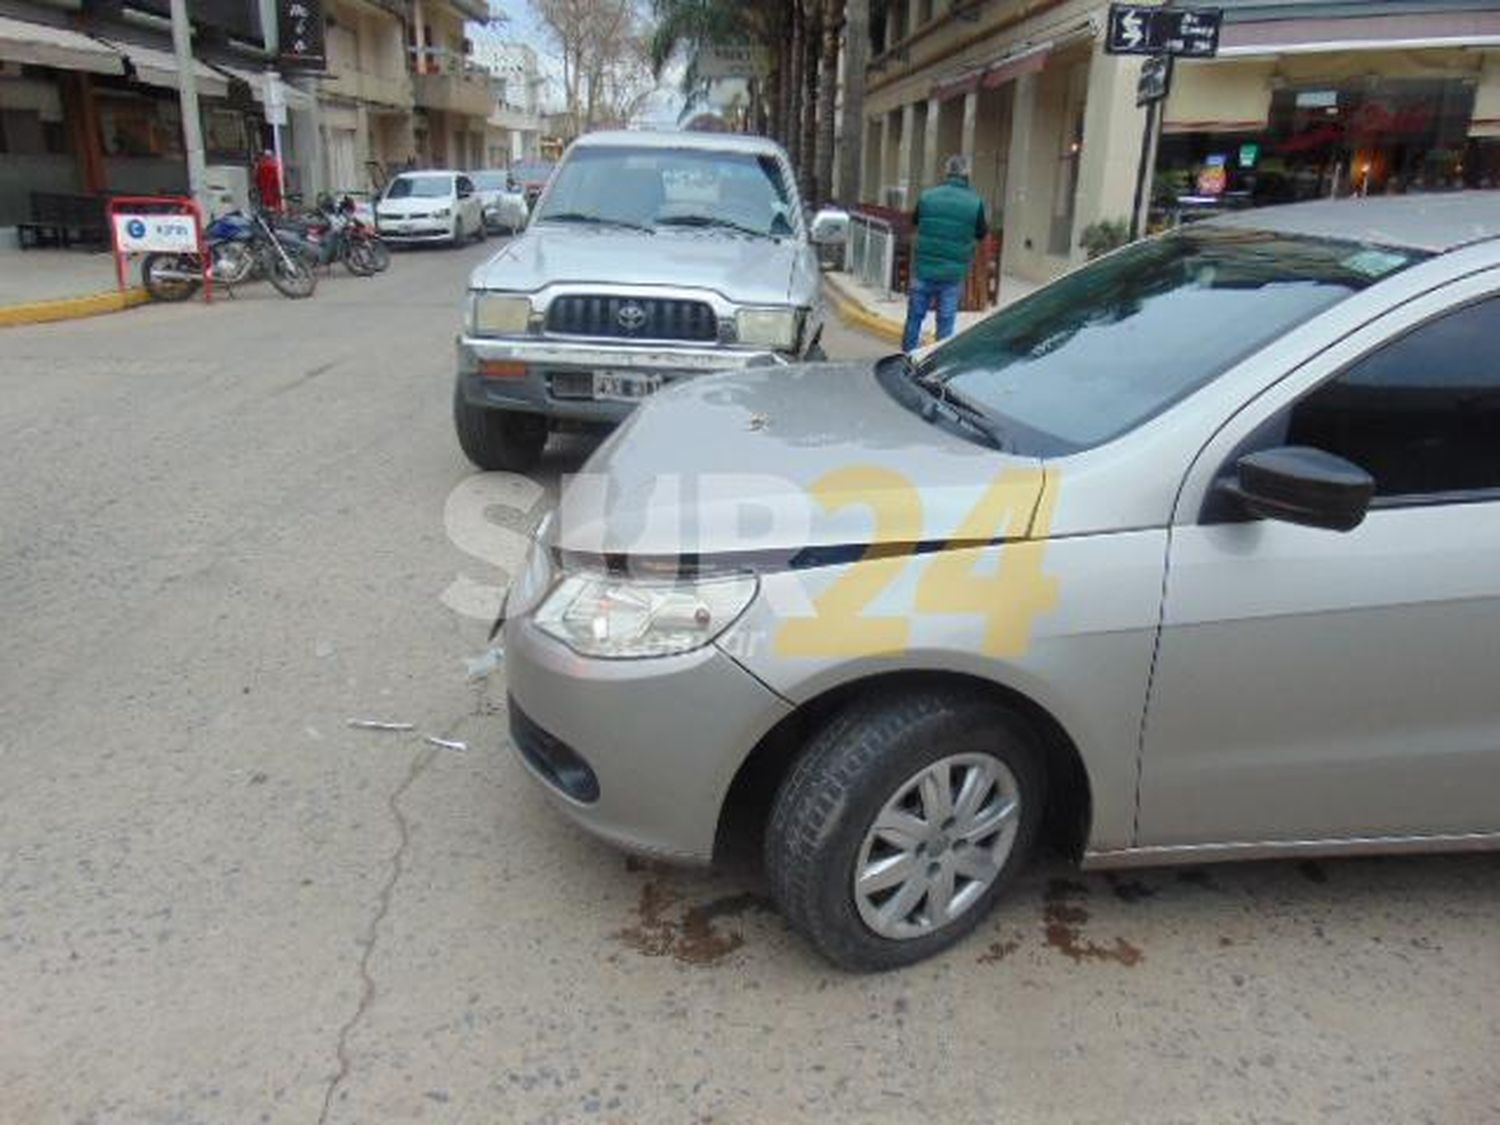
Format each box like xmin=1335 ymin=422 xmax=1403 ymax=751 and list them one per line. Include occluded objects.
xmin=766 ymin=690 xmax=1045 ymax=971
xmin=453 ymin=383 xmax=547 ymax=472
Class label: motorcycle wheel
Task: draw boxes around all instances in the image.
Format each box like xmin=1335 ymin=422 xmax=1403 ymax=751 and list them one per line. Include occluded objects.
xmin=367 ymin=238 xmax=391 ymax=272
xmin=343 ymin=239 xmax=380 ymax=277
xmin=142 ymin=253 xmax=201 ymax=302
xmin=264 ymin=249 xmax=318 ymax=299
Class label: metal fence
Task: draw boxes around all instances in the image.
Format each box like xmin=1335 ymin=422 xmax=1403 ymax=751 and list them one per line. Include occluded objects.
xmin=847 ymin=213 xmax=895 ymax=296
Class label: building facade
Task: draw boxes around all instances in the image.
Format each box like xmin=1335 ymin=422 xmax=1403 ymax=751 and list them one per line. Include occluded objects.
xmin=471 ymin=38 xmax=544 ymax=167
xmin=858 ymin=0 xmax=1500 ymax=289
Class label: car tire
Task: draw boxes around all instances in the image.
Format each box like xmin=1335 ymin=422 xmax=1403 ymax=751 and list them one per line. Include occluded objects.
xmin=475 ymin=218 xmax=487 ymax=243
xmin=453 ymin=383 xmax=547 ymax=472
xmin=766 ymin=690 xmax=1046 ymax=971
xmin=451 ymin=217 xmax=465 ymax=248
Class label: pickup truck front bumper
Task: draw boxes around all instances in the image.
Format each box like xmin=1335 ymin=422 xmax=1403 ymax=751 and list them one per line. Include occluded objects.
xmin=456 ymin=334 xmax=785 ymax=424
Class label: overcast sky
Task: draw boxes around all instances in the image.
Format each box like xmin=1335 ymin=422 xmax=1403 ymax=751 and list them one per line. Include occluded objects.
xmin=477 ymin=0 xmax=685 ymax=127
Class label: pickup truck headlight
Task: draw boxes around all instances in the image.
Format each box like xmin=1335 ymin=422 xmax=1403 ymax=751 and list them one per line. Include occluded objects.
xmin=467 ymin=292 xmax=533 ymax=336
xmin=533 ymin=572 xmax=758 ymax=659
xmin=736 ymin=307 xmax=803 ymax=351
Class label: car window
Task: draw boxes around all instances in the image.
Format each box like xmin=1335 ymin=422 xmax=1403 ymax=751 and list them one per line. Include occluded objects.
xmin=1287 ymin=294 xmax=1500 ymax=499
xmin=536 ymin=146 xmax=797 ymax=237
xmin=915 ymin=227 xmax=1426 ymax=455
xmin=386 ymin=174 xmax=452 ymax=199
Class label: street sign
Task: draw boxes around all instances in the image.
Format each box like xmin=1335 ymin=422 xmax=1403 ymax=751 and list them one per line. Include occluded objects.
xmin=1106 ymin=5 xmax=1222 ymax=58
xmin=112 ymin=213 xmax=199 ymax=253
xmin=1136 ymin=54 xmax=1172 ymax=107
xmin=277 ymin=0 xmax=326 ymax=71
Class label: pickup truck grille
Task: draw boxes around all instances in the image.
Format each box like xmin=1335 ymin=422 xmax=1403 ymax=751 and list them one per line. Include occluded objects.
xmin=546 ymin=296 xmax=718 ymax=342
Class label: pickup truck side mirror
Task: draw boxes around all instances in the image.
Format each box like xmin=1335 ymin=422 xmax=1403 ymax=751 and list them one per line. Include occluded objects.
xmin=1217 ymin=446 xmax=1375 ymax=532
xmin=810 ymin=208 xmax=849 ymax=247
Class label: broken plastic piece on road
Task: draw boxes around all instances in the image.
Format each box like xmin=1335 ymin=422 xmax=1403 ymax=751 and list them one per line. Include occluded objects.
xmin=424 ymin=736 xmax=468 ymax=752
xmin=347 ymin=719 xmax=416 ymax=732
xmin=465 ymin=645 xmax=505 ymax=681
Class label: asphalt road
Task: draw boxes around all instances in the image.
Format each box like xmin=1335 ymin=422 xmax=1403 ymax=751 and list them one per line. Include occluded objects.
xmin=2 ymin=243 xmax=1496 ymax=1125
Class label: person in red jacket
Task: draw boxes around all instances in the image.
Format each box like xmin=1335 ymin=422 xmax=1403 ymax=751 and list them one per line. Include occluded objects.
xmin=254 ymin=150 xmax=283 ymax=214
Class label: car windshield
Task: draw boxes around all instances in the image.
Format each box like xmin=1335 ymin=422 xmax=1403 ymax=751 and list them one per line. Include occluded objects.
xmin=512 ymin=162 xmax=552 ymax=182
xmin=914 ymin=227 xmax=1428 ymax=453
xmin=535 ymin=146 xmax=797 ymax=238
xmin=470 ymin=171 xmax=510 ymax=191
xmin=385 ymin=175 xmax=452 ymax=200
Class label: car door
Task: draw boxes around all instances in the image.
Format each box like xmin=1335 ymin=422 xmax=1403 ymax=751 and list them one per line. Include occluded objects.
xmin=1138 ymin=274 xmax=1500 ymax=850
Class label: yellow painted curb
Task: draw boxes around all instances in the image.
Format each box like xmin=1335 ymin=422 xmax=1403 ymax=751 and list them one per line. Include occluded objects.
xmin=822 ymin=274 xmax=933 ymax=348
xmin=0 ymin=287 xmax=151 ymax=328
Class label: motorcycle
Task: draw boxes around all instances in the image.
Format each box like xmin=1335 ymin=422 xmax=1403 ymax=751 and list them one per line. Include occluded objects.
xmin=142 ymin=210 xmax=317 ymax=301
xmin=273 ymin=197 xmax=383 ymax=278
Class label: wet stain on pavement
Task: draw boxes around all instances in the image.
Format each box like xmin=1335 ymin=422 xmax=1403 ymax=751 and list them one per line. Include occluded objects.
xmin=1105 ymin=872 xmax=1157 ymax=903
xmin=614 ymin=880 xmax=772 ymax=966
xmin=1176 ymin=868 xmax=1223 ymax=891
xmin=1041 ymin=877 xmax=1144 ymax=967
xmin=977 ymin=938 xmax=1021 ymax=964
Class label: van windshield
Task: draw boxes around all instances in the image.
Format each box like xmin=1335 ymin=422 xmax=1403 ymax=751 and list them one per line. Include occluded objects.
xmin=914 ymin=226 xmax=1426 ymax=454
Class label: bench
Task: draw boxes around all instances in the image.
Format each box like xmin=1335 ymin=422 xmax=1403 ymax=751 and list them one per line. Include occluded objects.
xmin=17 ymin=192 xmax=109 ymax=250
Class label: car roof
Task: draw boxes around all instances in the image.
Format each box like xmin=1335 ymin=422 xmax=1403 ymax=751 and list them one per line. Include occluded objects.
xmin=1205 ymin=192 xmax=1500 ymax=253
xmin=393 ymin=169 xmax=457 ymax=179
xmin=568 ymin=130 xmax=788 ymax=158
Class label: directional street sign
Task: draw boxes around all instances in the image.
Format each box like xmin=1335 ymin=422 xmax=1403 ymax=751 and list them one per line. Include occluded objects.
xmin=1106 ymin=5 xmax=1222 ymax=58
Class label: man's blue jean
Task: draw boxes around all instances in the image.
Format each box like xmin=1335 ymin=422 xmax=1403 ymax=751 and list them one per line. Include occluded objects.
xmin=903 ymin=277 xmax=961 ymax=351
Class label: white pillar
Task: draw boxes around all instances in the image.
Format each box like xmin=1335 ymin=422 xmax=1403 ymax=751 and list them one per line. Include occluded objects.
xmin=1072 ymin=44 xmax=1146 ymax=261
xmin=920 ymin=97 xmax=940 ymax=188
xmin=1000 ymin=72 xmax=1037 ymax=282
xmin=167 ymin=0 xmax=207 ymax=212
xmin=961 ymin=89 xmax=978 ymax=162
xmin=898 ymin=101 xmax=917 ymax=206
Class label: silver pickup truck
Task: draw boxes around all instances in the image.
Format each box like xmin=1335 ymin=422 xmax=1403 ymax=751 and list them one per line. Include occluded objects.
xmin=454 ymin=131 xmax=829 ymax=471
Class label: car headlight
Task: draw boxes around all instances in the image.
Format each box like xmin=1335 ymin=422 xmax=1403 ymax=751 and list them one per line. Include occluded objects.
xmin=533 ymin=572 xmax=758 ymax=659
xmin=434 ymin=207 xmax=452 ymax=218
xmin=736 ymin=307 xmax=803 ymax=351
xmin=467 ymin=292 xmax=533 ymax=336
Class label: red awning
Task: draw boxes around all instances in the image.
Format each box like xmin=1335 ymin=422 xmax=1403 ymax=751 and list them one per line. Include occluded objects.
xmin=982 ymin=45 xmax=1049 ymax=89
xmin=931 ymin=71 xmax=981 ymax=102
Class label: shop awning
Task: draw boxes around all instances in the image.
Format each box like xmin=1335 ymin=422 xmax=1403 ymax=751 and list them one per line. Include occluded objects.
xmin=0 ymin=15 xmax=125 ymax=75
xmin=99 ymin=37 xmax=229 ymax=96
xmin=1164 ymin=59 xmax=1275 ymax=135
xmin=1218 ymin=11 xmax=1500 ymax=56
xmin=981 ymin=44 xmax=1048 ymax=89
xmin=216 ymin=64 xmax=315 ymax=112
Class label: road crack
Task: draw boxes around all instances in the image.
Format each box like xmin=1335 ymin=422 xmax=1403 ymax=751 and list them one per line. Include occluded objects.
xmin=316 ymin=743 xmax=438 ymax=1125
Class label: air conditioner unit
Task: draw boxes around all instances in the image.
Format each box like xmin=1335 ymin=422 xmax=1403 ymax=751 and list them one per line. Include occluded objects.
xmin=883 ymin=185 xmax=907 ymax=210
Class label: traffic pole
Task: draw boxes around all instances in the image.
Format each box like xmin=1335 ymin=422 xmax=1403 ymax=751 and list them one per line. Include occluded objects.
xmin=168 ymin=0 xmax=208 ymax=215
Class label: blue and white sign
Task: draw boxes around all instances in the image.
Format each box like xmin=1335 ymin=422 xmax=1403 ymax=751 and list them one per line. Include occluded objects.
xmin=112 ymin=213 xmax=198 ymax=253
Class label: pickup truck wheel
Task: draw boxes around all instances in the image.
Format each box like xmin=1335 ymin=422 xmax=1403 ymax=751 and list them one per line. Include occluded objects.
xmin=766 ymin=690 xmax=1045 ymax=971
xmin=453 ymin=386 xmax=547 ymax=472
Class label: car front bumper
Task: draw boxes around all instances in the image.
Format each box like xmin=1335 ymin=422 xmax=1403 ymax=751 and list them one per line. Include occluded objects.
xmin=456 ymin=334 xmax=785 ymax=423
xmin=376 ymin=219 xmax=455 ymax=242
xmin=503 ymin=617 xmax=792 ymax=863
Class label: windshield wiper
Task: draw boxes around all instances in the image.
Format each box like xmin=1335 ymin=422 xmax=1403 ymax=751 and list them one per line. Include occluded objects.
xmin=655 ymin=214 xmax=773 ymax=240
xmin=888 ymin=353 xmax=1007 ymax=451
xmin=537 ymin=212 xmax=655 ymax=234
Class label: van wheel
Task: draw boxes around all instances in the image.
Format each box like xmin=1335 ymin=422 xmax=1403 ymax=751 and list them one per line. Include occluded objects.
xmin=766 ymin=690 xmax=1045 ymax=971
xmin=453 ymin=384 xmax=547 ymax=472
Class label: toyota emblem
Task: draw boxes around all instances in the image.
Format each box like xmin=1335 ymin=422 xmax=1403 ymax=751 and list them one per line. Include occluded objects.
xmin=616 ymin=302 xmax=647 ymax=332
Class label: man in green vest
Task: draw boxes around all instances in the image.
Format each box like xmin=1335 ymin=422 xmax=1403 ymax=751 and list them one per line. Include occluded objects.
xmin=903 ymin=154 xmax=989 ymax=351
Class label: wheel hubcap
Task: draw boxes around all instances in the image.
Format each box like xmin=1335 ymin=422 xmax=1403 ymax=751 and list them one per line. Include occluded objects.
xmin=853 ymin=752 xmax=1021 ymax=941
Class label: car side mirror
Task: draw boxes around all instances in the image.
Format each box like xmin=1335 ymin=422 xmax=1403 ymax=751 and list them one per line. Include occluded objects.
xmin=810 ymin=207 xmax=849 ymax=246
xmin=1218 ymin=446 xmax=1375 ymax=532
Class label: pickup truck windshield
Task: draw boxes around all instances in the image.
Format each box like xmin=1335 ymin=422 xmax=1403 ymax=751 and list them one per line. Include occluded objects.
xmin=915 ymin=227 xmax=1427 ymax=454
xmin=535 ymin=146 xmax=797 ymax=238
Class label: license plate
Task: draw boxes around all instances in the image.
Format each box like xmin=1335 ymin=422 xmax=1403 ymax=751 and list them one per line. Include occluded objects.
xmin=593 ymin=370 xmax=663 ymax=402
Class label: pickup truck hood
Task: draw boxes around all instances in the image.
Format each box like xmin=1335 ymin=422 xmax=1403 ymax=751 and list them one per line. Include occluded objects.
xmin=549 ymin=362 xmax=1047 ymax=561
xmin=471 ymin=226 xmax=800 ymax=306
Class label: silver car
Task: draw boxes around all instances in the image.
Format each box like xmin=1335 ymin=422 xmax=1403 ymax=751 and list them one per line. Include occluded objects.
xmin=503 ymin=194 xmax=1500 ymax=970
xmin=455 ymin=131 xmax=828 ymax=473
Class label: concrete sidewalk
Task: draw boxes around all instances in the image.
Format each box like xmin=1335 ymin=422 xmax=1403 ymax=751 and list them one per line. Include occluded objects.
xmin=822 ymin=268 xmax=1040 ymax=348
xmin=0 ymin=239 xmax=149 ymax=327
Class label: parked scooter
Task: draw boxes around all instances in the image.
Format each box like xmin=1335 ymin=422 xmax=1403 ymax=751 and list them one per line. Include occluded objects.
xmin=142 ymin=210 xmax=317 ymax=301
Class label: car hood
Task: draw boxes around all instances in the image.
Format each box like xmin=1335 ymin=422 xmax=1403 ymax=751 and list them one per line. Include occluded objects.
xmin=378 ymin=197 xmax=449 ymax=215
xmin=471 ymin=226 xmax=800 ymax=305
xmin=547 ymin=362 xmax=1048 ymax=561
